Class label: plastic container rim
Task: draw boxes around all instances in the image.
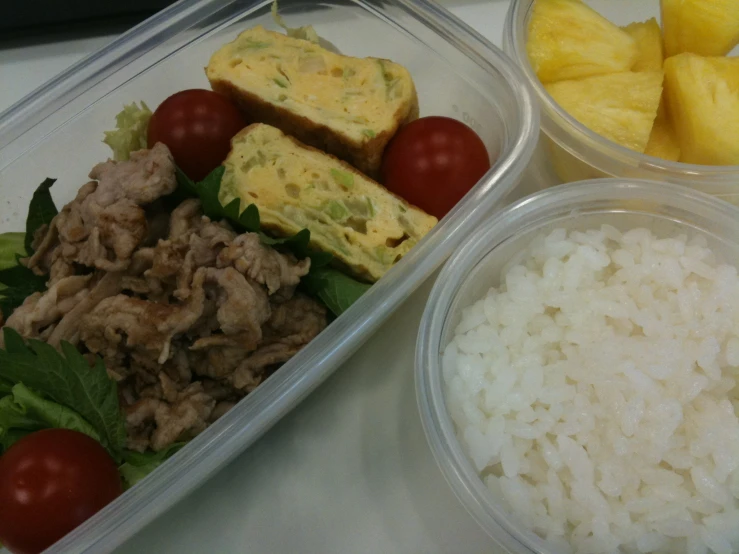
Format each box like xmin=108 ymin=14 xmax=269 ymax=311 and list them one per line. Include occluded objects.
xmin=501 ymin=0 xmax=739 ymax=180
xmin=415 ymin=178 xmax=739 ymax=553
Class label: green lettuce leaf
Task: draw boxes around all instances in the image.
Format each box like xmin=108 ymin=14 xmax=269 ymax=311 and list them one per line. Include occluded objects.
xmin=0 ymin=393 xmax=45 ymax=435
xmin=119 ymin=444 xmax=185 ymax=489
xmin=0 ymin=383 xmax=101 ymax=452
xmin=171 ymin=166 xmax=198 ymax=202
xmin=0 ymin=378 xmax=13 ymax=396
xmin=0 ymin=329 xmax=125 ymax=459
xmin=13 ymin=383 xmax=101 ymax=440
xmin=301 ymin=268 xmax=371 ymax=316
xmin=0 ymin=177 xmax=58 ymax=317
xmin=258 ymin=229 xmax=332 ymax=268
xmin=0 ymin=429 xmax=30 ymax=451
xmin=103 ymin=101 xmax=152 ymax=161
xmin=25 ymin=177 xmax=58 ymax=253
xmin=0 ymin=262 xmax=47 ymax=319
xmin=199 ymin=167 xmax=261 ymax=232
xmin=0 ymin=233 xmax=27 ymax=293
xmin=0 ymin=233 xmax=26 ymax=269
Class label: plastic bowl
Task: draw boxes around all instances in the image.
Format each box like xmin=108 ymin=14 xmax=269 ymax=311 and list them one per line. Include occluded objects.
xmin=415 ymin=179 xmax=739 ymax=554
xmin=502 ymin=0 xmax=739 ymax=204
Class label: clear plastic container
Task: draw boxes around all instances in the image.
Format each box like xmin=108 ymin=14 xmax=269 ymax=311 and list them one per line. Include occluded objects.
xmin=0 ymin=0 xmax=539 ymax=551
xmin=415 ymin=179 xmax=739 ymax=554
xmin=501 ymin=0 xmax=739 ymax=204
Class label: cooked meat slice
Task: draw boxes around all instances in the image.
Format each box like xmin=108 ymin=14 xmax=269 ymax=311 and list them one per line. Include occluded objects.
xmin=3 ymin=275 xmax=92 ymax=340
xmin=143 ymin=211 xmax=170 ymax=247
xmin=159 ymin=371 xmax=180 ymax=403
xmin=126 ymin=396 xmax=160 ymax=427
xmin=147 ymin=201 xmax=236 ymax=300
xmin=231 ymin=342 xmax=299 ymax=391
xmin=88 ymin=143 xmax=177 ymax=205
xmin=27 ymin=143 xmax=176 ymax=276
xmin=124 ymin=383 xmax=216 ymax=452
xmin=25 ymin=183 xmax=93 ymax=280
xmin=169 ymin=346 xmax=193 ymax=385
xmin=80 ymin=269 xmax=205 ymax=366
xmin=124 ymin=396 xmax=160 ymax=452
xmin=118 ymin=380 xmax=138 ymax=409
xmin=146 ymin=200 xmax=204 ymax=282
xmin=81 ymin=294 xmax=201 ymax=365
xmin=188 ymin=220 xmax=236 ymax=268
xmin=151 ymin=383 xmax=215 ymax=451
xmin=231 ymin=294 xmax=327 ymax=390
xmin=175 ymin=221 xmax=237 ymax=300
xmin=209 ymin=401 xmax=236 ymax=422
xmin=30 ymin=184 xmax=146 ymax=275
xmin=120 ymin=247 xmax=169 ymax=300
xmin=132 ymin=366 xmax=162 ymax=394
xmin=147 ymin=239 xmax=186 ymax=282
xmin=29 ymin=225 xmax=76 ymax=284
xmin=169 ymin=198 xmax=203 ymax=239
xmin=200 ymin=379 xmax=239 ymax=401
xmin=217 ymin=233 xmax=310 ymax=295
xmin=189 ymin=267 xmax=270 ymax=352
xmin=189 ymin=346 xmax=247 ymax=380
xmin=30 ymin=223 xmax=50 ymax=253
xmin=85 ymin=200 xmax=148 ymax=269
xmin=266 ymin=294 xmax=328 ymax=342
xmin=129 ymin=247 xmax=155 ymax=274
xmin=48 ymin=253 xmax=76 ymax=284
xmin=47 ymin=271 xmax=123 ymax=347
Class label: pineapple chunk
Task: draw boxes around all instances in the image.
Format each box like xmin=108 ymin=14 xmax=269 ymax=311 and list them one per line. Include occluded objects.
xmin=527 ymin=0 xmax=638 ymax=83
xmin=545 ymin=71 xmax=663 ymax=153
xmin=644 ymin=99 xmax=681 ymax=161
xmin=661 ymin=0 xmax=739 ymax=57
xmin=623 ymin=18 xmax=664 ymax=72
xmin=706 ymin=56 xmax=739 ymax=91
xmin=663 ymin=53 xmax=739 ymax=165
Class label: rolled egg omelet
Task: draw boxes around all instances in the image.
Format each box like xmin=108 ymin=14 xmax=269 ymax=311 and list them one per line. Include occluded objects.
xmin=206 ymin=25 xmax=419 ymax=178
xmin=220 ymin=124 xmax=437 ymax=282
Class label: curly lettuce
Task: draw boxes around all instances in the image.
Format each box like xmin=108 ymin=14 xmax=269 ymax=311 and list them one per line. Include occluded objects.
xmin=103 ymin=101 xmax=152 ymax=161
xmin=119 ymin=444 xmax=184 ymax=489
xmin=271 ymin=0 xmax=320 ymax=43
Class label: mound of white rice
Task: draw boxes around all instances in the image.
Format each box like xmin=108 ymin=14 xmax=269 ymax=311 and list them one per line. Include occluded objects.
xmin=443 ymin=225 xmax=739 ymax=554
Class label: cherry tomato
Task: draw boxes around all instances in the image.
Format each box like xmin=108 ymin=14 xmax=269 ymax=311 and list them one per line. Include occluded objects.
xmin=380 ymin=116 xmax=491 ymax=219
xmin=147 ymin=89 xmax=247 ymax=181
xmin=0 ymin=429 xmax=122 ymax=554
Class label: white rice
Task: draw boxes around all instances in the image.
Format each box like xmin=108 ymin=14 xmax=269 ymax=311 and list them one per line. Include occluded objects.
xmin=443 ymin=225 xmax=739 ymax=554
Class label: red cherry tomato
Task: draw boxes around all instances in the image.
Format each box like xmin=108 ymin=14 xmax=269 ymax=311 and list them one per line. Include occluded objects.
xmin=147 ymin=89 xmax=247 ymax=181
xmin=380 ymin=116 xmax=491 ymax=219
xmin=0 ymin=429 xmax=122 ymax=554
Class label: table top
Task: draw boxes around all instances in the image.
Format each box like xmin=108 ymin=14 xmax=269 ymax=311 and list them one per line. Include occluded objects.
xmin=0 ymin=2 xmax=511 ymax=552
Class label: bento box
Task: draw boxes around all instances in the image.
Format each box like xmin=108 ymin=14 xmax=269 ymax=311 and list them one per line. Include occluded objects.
xmin=0 ymin=0 xmax=538 ymax=551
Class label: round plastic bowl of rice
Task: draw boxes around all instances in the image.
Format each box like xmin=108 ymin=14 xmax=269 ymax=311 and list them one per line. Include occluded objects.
xmin=416 ymin=179 xmax=739 ymax=554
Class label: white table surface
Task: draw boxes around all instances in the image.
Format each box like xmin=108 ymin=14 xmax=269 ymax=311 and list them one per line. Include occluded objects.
xmin=0 ymin=2 xmax=511 ymax=552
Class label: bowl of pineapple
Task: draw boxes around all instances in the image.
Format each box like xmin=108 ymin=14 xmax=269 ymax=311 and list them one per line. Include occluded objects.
xmin=503 ymin=0 xmax=739 ymax=203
